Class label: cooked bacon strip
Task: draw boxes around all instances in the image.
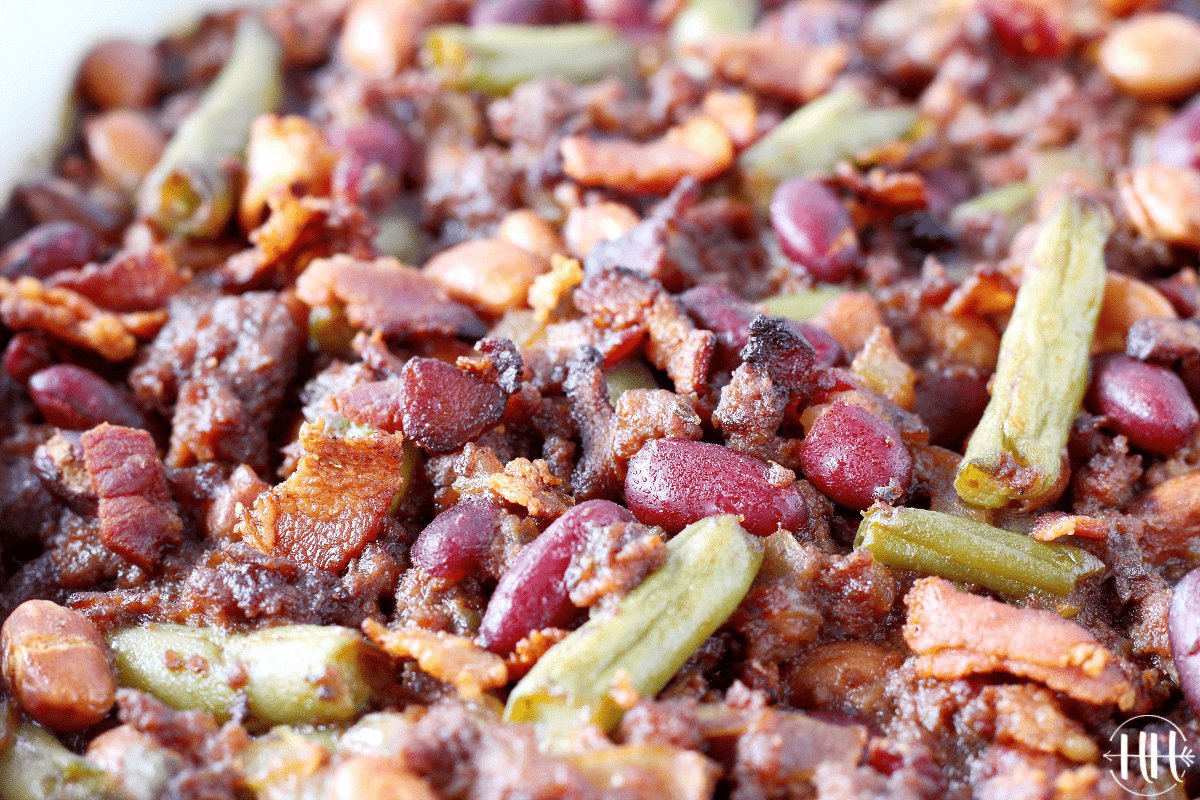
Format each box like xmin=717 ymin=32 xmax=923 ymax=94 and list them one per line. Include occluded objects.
xmin=0 ymin=276 xmax=137 ymax=360
xmin=80 ymin=424 xmax=183 ymax=571
xmin=236 ymin=420 xmax=407 ymax=571
xmin=903 ymin=577 xmax=1137 ymax=710
xmin=363 ymin=619 xmax=507 ymax=698
xmin=687 ymin=35 xmax=848 ymax=103
xmin=48 ymin=244 xmax=187 ymax=312
xmin=560 ymin=116 xmax=734 ymax=195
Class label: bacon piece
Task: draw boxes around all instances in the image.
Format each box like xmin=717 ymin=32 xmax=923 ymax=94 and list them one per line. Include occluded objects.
xmin=0 ymin=276 xmax=137 ymax=360
xmin=1029 ymin=512 xmax=1108 ymax=542
xmin=688 ymin=36 xmax=848 ymax=103
xmin=295 ymin=254 xmax=486 ymax=341
xmin=363 ymin=619 xmax=507 ymax=698
xmin=80 ymin=424 xmax=183 ymax=571
xmin=903 ymin=577 xmax=1137 ymax=710
xmin=235 ymin=420 xmax=407 ymax=571
xmin=325 ymin=378 xmax=407 ymax=433
xmin=48 ymin=244 xmax=188 ymax=312
xmin=560 ymin=116 xmax=734 ymax=195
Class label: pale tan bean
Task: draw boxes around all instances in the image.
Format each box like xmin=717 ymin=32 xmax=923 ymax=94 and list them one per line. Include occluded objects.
xmin=1118 ymin=163 xmax=1200 ymax=248
xmin=1094 ymin=272 xmax=1177 ymax=353
xmin=424 ymin=239 xmax=550 ymax=317
xmin=339 ymin=0 xmax=434 ymax=79
xmin=809 ymin=290 xmax=885 ymax=355
xmin=329 ymin=756 xmax=438 ymax=800
xmin=84 ymin=110 xmax=166 ymax=192
xmin=78 ymin=39 xmax=160 ymax=110
xmin=2 ymin=599 xmax=115 ymax=731
xmin=1100 ymin=13 xmax=1200 ymax=100
xmin=563 ymin=201 xmax=640 ymax=259
xmin=498 ymin=209 xmax=567 ymax=260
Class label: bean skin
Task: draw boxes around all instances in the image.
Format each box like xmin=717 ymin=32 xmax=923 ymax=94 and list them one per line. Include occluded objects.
xmin=624 ymin=438 xmax=808 ymax=537
xmin=801 ymin=402 xmax=912 ymax=510
xmin=769 ymin=178 xmax=859 ymax=283
xmin=1169 ymin=567 xmax=1200 ymax=716
xmin=0 ymin=221 xmax=98 ymax=280
xmin=410 ymin=496 xmax=501 ymax=582
xmin=1086 ymin=353 xmax=1199 ymax=455
xmin=28 ymin=365 xmax=147 ymax=431
xmin=479 ymin=500 xmax=634 ymax=654
xmin=4 ymin=333 xmax=54 ymax=384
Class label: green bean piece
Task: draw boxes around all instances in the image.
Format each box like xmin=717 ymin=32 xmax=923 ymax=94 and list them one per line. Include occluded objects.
xmin=759 ymin=288 xmax=843 ymax=322
xmin=0 ymin=722 xmax=122 ymax=800
xmin=738 ymin=87 xmax=919 ymax=207
xmin=307 ymin=304 xmax=357 ymax=358
xmin=505 ymin=514 xmax=764 ymax=747
xmin=854 ymin=506 xmax=1103 ymax=599
xmin=950 ymin=181 xmax=1035 ymax=223
xmin=604 ymin=359 xmax=659 ymax=406
xmin=137 ymin=17 xmax=283 ymax=236
xmin=372 ymin=211 xmax=423 ymax=265
xmin=107 ymin=624 xmax=387 ymax=726
xmin=954 ymin=197 xmax=1112 ymax=511
xmin=422 ymin=24 xmax=635 ymax=96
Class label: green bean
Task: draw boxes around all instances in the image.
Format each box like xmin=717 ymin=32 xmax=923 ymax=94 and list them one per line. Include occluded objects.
xmin=505 ymin=514 xmax=763 ymax=747
xmin=954 ymin=196 xmax=1112 ymax=511
xmin=605 ymin=360 xmax=659 ymax=406
xmin=0 ymin=721 xmax=122 ymax=800
xmin=738 ymin=86 xmax=919 ymax=207
xmin=307 ymin=304 xmax=357 ymax=358
xmin=107 ymin=624 xmax=388 ymax=726
xmin=422 ymin=24 xmax=635 ymax=96
xmin=950 ymin=181 xmax=1035 ymax=223
xmin=854 ymin=506 xmax=1103 ymax=599
xmin=759 ymin=288 xmax=843 ymax=322
xmin=137 ymin=17 xmax=282 ymax=237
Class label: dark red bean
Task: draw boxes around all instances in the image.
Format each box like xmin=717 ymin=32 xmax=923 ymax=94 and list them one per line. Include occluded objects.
xmin=679 ymin=287 xmax=843 ymax=369
xmin=1154 ymin=95 xmax=1200 ymax=169
xmin=912 ymin=368 xmax=991 ymax=450
xmin=4 ymin=333 xmax=54 ymax=383
xmin=470 ymin=0 xmax=557 ymax=25
xmin=1086 ymin=353 xmax=1200 ymax=455
xmin=410 ymin=496 xmax=501 ymax=582
xmin=769 ymin=178 xmax=859 ymax=283
xmin=27 ymin=365 xmax=146 ymax=431
xmin=327 ymin=119 xmax=416 ymax=178
xmin=788 ymin=321 xmax=844 ymax=369
xmin=11 ymin=179 xmax=124 ymax=241
xmin=980 ymin=0 xmax=1070 ymax=58
xmin=624 ymin=439 xmax=809 ymax=537
xmin=479 ymin=500 xmax=634 ymax=653
xmin=800 ymin=402 xmax=912 ymax=510
xmin=581 ymin=0 xmax=651 ymax=28
xmin=400 ymin=357 xmax=507 ymax=453
xmin=1169 ymin=567 xmax=1200 ymax=716
xmin=0 ymin=221 xmax=98 ymax=280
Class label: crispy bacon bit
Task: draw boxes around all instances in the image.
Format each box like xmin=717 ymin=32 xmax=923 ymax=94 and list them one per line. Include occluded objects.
xmin=295 ymin=254 xmax=486 ymax=341
xmin=565 ymin=519 xmax=667 ymax=609
xmin=688 ymin=36 xmax=848 ymax=103
xmin=80 ymin=423 xmax=183 ymax=571
xmin=505 ymin=627 xmax=571 ymax=680
xmin=903 ymin=577 xmax=1137 ymax=710
xmin=363 ymin=619 xmax=507 ymax=698
xmin=560 ymin=116 xmax=734 ymax=195
xmin=971 ymin=684 xmax=1100 ymax=763
xmin=326 ymin=378 xmax=406 ymax=432
xmin=0 ymin=276 xmax=137 ymax=360
xmin=564 ymin=347 xmax=619 ymax=500
xmin=701 ymin=90 xmax=759 ymax=149
xmin=528 ymin=254 xmax=583 ymax=323
xmin=239 ymin=115 xmax=337 ymax=232
xmin=235 ymin=420 xmax=408 ymax=572
xmin=612 ymin=389 xmax=703 ymax=463
xmin=48 ymin=244 xmax=188 ymax=312
xmin=1127 ymin=472 xmax=1200 ymax=561
xmin=850 ymin=325 xmax=917 ymax=410
xmin=204 ymin=464 xmax=269 ymax=542
xmin=809 ymin=291 xmax=885 ymax=355
xmin=1030 ymin=512 xmax=1108 ymax=542
xmin=487 ymin=457 xmax=573 ymax=519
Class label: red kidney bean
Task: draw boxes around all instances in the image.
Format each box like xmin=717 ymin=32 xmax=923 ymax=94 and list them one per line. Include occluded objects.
xmin=27 ymin=365 xmax=147 ymax=431
xmin=1086 ymin=353 xmax=1200 ymax=455
xmin=912 ymin=367 xmax=991 ymax=450
xmin=769 ymin=178 xmax=859 ymax=283
xmin=789 ymin=322 xmax=844 ymax=369
xmin=979 ymin=0 xmax=1070 ymax=59
xmin=0 ymin=221 xmax=98 ymax=280
xmin=4 ymin=333 xmax=54 ymax=384
xmin=624 ymin=439 xmax=809 ymax=537
xmin=470 ymin=0 xmax=558 ymax=25
xmin=1154 ymin=95 xmax=1200 ymax=169
xmin=410 ymin=496 xmax=501 ymax=582
xmin=581 ymin=0 xmax=651 ymax=28
xmin=11 ymin=180 xmax=124 ymax=241
xmin=400 ymin=357 xmax=508 ymax=453
xmin=800 ymin=402 xmax=912 ymax=510
xmin=479 ymin=500 xmax=634 ymax=653
xmin=679 ymin=287 xmax=843 ymax=369
xmin=1169 ymin=567 xmax=1200 ymax=716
